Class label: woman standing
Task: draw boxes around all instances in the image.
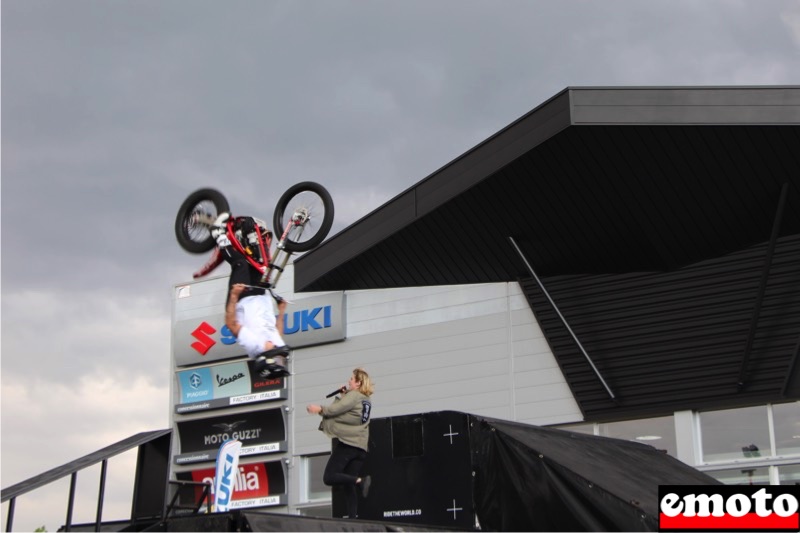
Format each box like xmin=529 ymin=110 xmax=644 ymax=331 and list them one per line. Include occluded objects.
xmin=306 ymin=368 xmax=374 ymax=519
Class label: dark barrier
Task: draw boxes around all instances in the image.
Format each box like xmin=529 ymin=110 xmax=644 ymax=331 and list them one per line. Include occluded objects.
xmin=159 ymin=510 xmax=451 ymax=532
xmin=337 ymin=410 xmax=721 ymax=532
xmin=336 ymin=411 xmax=478 ymax=529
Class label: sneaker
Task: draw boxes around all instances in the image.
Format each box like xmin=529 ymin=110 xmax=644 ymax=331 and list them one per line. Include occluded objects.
xmin=360 ymin=475 xmax=372 ymax=498
xmin=268 ymin=355 xmax=289 ymax=377
xmin=253 ymin=356 xmax=269 ymax=377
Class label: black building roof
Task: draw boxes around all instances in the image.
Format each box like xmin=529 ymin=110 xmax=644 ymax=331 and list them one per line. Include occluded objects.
xmin=295 ymin=86 xmax=800 ymax=420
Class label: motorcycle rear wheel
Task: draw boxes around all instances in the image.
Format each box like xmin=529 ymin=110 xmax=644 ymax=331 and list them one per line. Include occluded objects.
xmin=175 ymin=188 xmax=230 ymax=254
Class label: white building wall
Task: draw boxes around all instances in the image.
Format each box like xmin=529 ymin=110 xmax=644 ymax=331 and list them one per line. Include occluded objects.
xmin=171 ymin=264 xmax=583 ymax=510
xmin=290 ymin=281 xmax=583 ymax=457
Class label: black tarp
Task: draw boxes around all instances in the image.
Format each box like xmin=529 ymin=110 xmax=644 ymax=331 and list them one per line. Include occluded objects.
xmin=146 ymin=511 xmax=451 ymax=531
xmin=242 ymin=511 xmax=457 ymax=531
xmin=469 ymin=415 xmax=721 ymax=531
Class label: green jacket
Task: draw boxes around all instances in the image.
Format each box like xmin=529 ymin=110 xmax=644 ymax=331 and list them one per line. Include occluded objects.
xmin=319 ymin=390 xmax=372 ymax=452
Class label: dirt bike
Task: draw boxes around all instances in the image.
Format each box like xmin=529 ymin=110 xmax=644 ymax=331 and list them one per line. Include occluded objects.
xmin=174 ymin=181 xmax=335 ymax=295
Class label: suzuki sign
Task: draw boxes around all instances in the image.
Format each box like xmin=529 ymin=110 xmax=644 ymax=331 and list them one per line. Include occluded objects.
xmin=173 ymin=292 xmax=345 ymax=367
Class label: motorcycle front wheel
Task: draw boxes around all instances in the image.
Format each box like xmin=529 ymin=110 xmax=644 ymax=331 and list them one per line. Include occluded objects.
xmin=175 ymin=188 xmax=230 ymax=254
xmin=273 ymin=182 xmax=334 ymax=252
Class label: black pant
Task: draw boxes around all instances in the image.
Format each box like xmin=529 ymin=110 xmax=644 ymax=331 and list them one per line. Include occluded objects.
xmin=323 ymin=439 xmax=367 ymax=519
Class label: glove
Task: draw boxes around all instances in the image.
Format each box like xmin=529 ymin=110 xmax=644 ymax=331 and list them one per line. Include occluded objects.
xmin=215 ymin=233 xmax=231 ymax=247
xmin=211 ymin=213 xmax=230 ymax=246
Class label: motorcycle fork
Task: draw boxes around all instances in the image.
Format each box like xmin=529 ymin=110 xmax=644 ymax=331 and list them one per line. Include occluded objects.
xmin=264 ymin=212 xmax=307 ymax=288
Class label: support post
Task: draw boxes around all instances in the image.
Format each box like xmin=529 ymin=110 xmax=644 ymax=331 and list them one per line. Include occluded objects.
xmin=737 ymin=182 xmax=789 ymax=390
xmin=94 ymin=459 xmax=107 ymax=532
xmin=5 ymin=498 xmax=14 ymax=532
xmin=65 ymin=472 xmax=77 ymax=532
xmin=781 ymin=333 xmax=800 ymax=398
xmin=509 ymin=236 xmax=616 ymax=400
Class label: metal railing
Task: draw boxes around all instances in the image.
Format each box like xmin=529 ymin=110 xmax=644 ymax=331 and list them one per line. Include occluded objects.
xmin=1 ymin=430 xmax=172 ymax=532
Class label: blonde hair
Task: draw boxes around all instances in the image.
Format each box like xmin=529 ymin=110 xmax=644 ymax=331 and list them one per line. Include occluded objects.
xmin=353 ymin=367 xmax=374 ymax=396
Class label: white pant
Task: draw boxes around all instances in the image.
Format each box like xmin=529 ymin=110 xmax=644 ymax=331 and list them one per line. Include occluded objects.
xmin=235 ymin=295 xmax=286 ymax=357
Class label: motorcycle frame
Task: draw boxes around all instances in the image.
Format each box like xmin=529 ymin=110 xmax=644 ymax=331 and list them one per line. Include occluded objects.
xmin=224 ymin=213 xmax=302 ymax=290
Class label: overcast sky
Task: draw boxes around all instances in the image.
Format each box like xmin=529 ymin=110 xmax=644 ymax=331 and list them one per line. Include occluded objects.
xmin=2 ymin=0 xmax=799 ymax=530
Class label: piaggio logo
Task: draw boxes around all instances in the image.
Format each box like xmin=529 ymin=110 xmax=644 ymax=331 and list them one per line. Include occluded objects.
xmin=189 ymin=373 xmax=203 ymax=389
xmin=659 ymin=485 xmax=800 ymax=532
xmin=191 ymin=322 xmax=217 ymax=355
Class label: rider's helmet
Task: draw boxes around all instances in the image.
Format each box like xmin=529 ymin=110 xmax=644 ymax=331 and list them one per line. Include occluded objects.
xmin=234 ymin=217 xmax=272 ymax=255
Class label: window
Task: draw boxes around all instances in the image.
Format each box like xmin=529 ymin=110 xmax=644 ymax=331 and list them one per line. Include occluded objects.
xmin=773 ymin=402 xmax=800 ymax=457
xmin=551 ymin=402 xmax=796 ymax=479
xmin=777 ymin=464 xmax=800 ymax=485
xmin=303 ymin=453 xmax=331 ymax=502
xmin=699 ymin=405 xmax=770 ymax=463
xmin=598 ymin=416 xmax=677 ymax=457
xmin=298 ymin=504 xmax=332 ymax=518
xmin=557 ymin=423 xmax=594 ymax=435
xmin=706 ymin=466 xmax=770 ymax=485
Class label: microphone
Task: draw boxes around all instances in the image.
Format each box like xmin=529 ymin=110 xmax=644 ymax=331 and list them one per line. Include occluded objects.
xmin=326 ymin=386 xmax=346 ymax=398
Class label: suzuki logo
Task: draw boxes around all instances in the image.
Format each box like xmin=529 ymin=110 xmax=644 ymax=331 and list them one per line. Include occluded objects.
xmin=190 ymin=323 xmax=236 ymax=354
xmin=191 ymin=322 xmax=217 ymax=355
xmin=284 ymin=306 xmax=332 ymax=334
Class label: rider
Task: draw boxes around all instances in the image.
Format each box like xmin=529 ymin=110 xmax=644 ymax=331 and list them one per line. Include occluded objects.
xmin=212 ymin=213 xmax=290 ymax=377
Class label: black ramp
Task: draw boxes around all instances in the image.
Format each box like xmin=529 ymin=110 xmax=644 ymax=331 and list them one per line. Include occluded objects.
xmin=155 ymin=511 xmax=455 ymax=532
xmin=470 ymin=415 xmax=720 ymax=532
xmin=242 ymin=511 xmax=451 ymax=531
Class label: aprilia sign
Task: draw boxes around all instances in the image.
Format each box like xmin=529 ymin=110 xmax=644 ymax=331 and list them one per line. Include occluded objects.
xmin=176 ymin=461 xmax=287 ymax=510
xmin=659 ymin=485 xmax=800 ymax=531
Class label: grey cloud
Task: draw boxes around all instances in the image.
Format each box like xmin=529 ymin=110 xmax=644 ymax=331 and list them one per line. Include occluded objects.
xmin=2 ymin=1 xmax=799 ymax=529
